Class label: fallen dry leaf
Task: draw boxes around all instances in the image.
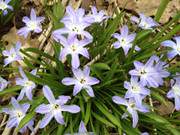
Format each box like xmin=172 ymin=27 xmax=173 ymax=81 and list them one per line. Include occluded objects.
xmin=157 ymin=101 xmax=174 ymax=115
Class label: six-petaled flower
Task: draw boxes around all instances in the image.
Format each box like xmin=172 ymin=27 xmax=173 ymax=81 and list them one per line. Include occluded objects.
xmin=52 ymin=6 xmax=94 ymax=42
xmin=59 ymin=36 xmax=91 ymax=68
xmin=161 ymin=36 xmax=180 ymax=59
xmin=2 ymin=41 xmax=23 ymax=66
xmin=2 ymin=97 xmax=34 ymax=133
xmin=35 ymin=85 xmax=80 ymax=128
xmin=124 ymin=76 xmax=150 ymax=107
xmin=0 ymin=76 xmax=9 ymax=91
xmin=16 ymin=67 xmax=37 ymax=101
xmin=112 ymin=25 xmax=136 ymax=55
xmin=112 ymin=96 xmax=149 ymax=128
xmin=90 ymin=6 xmax=108 ymax=23
xmin=167 ymin=74 xmax=180 ymax=110
xmin=130 ymin=13 xmax=159 ymax=29
xmin=129 ymin=55 xmax=169 ymax=88
xmin=62 ymin=66 xmax=100 ymax=97
xmin=17 ymin=8 xmax=45 ymax=38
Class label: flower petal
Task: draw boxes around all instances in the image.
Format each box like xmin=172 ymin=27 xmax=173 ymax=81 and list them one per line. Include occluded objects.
xmin=36 ymin=104 xmax=51 ymax=114
xmin=39 ymin=113 xmax=53 ymax=128
xmin=71 ymin=54 xmax=80 ymax=69
xmin=43 ymin=85 xmax=56 ymax=104
xmin=73 ymin=84 xmax=82 ymax=96
xmin=61 ymin=105 xmax=80 ymax=113
xmin=62 ymin=77 xmax=76 ymax=86
xmin=112 ymin=96 xmax=127 ymax=106
xmin=54 ymin=111 xmax=65 ymax=124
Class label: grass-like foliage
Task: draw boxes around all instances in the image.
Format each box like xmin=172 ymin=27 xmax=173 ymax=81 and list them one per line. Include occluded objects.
xmin=0 ymin=0 xmax=180 ymax=135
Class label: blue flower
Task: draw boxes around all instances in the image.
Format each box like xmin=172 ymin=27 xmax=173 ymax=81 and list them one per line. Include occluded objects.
xmin=0 ymin=76 xmax=9 ymax=91
xmin=2 ymin=97 xmax=34 ymax=133
xmin=112 ymin=96 xmax=149 ymax=128
xmin=131 ymin=13 xmax=158 ymax=29
xmin=167 ymin=73 xmax=180 ymax=110
xmin=2 ymin=41 xmax=23 ymax=66
xmin=59 ymin=36 xmax=91 ymax=69
xmin=78 ymin=121 xmax=87 ymax=133
xmin=16 ymin=67 xmax=37 ymax=101
xmin=52 ymin=6 xmax=94 ymax=42
xmin=90 ymin=6 xmax=109 ymax=23
xmin=17 ymin=8 xmax=45 ymax=38
xmin=124 ymin=76 xmax=150 ymax=107
xmin=161 ymin=36 xmax=180 ymax=59
xmin=35 ymin=85 xmax=80 ymax=128
xmin=62 ymin=66 xmax=100 ymax=97
xmin=129 ymin=55 xmax=169 ymax=88
xmin=0 ymin=0 xmax=13 ymax=15
xmin=112 ymin=25 xmax=136 ymax=55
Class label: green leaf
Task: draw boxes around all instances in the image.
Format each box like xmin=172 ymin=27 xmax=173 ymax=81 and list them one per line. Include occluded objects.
xmin=84 ymin=101 xmax=91 ymax=125
xmin=0 ymin=86 xmax=21 ymax=96
xmin=53 ymin=2 xmax=64 ymax=21
xmin=146 ymin=113 xmax=180 ymax=135
xmin=92 ymin=112 xmax=115 ymax=128
xmin=18 ymin=112 xmax=35 ymax=130
xmin=94 ymin=101 xmax=121 ymax=127
xmin=155 ymin=0 xmax=170 ymax=22
xmin=91 ymin=63 xmax=110 ymax=70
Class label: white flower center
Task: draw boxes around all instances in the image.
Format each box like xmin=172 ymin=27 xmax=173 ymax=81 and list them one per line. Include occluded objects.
xmin=80 ymin=78 xmax=86 ymax=84
xmin=129 ymin=102 xmax=135 ymax=108
xmin=0 ymin=2 xmax=8 ymax=10
xmin=176 ymin=47 xmax=180 ymax=52
xmin=10 ymin=53 xmax=16 ymax=59
xmin=121 ymin=38 xmax=127 ymax=45
xmin=27 ymin=21 xmax=37 ymax=30
xmin=70 ymin=44 xmax=77 ymax=52
xmin=24 ymin=80 xmax=34 ymax=87
xmin=131 ymin=85 xmax=140 ymax=93
xmin=15 ymin=111 xmax=24 ymax=121
xmin=173 ymin=84 xmax=180 ymax=96
xmin=52 ymin=104 xmax=60 ymax=110
xmin=70 ymin=25 xmax=81 ymax=33
xmin=139 ymin=68 xmax=147 ymax=75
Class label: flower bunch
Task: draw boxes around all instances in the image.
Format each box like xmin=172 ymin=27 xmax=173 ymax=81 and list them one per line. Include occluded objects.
xmin=1 ymin=2 xmax=180 ymax=135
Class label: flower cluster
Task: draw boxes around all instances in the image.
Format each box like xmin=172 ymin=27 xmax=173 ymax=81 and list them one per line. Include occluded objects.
xmin=113 ymin=55 xmax=170 ymax=127
xmin=2 ymin=6 xmax=105 ymax=133
xmin=52 ymin=6 xmax=108 ymax=68
xmin=1 ymin=4 xmax=180 ymax=134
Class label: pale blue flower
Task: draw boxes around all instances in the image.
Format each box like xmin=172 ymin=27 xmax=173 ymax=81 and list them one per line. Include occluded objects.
xmin=17 ymin=8 xmax=45 ymax=38
xmin=79 ymin=121 xmax=87 ymax=133
xmin=161 ymin=36 xmax=180 ymax=59
xmin=129 ymin=55 xmax=169 ymax=88
xmin=59 ymin=36 xmax=91 ymax=69
xmin=112 ymin=25 xmax=136 ymax=55
xmin=131 ymin=13 xmax=158 ymax=29
xmin=52 ymin=6 xmax=93 ymax=42
xmin=35 ymin=85 xmax=80 ymax=128
xmin=62 ymin=66 xmax=100 ymax=97
xmin=0 ymin=76 xmax=9 ymax=91
xmin=2 ymin=97 xmax=34 ymax=133
xmin=112 ymin=96 xmax=149 ymax=128
xmin=0 ymin=0 xmax=13 ymax=15
xmin=124 ymin=76 xmax=150 ymax=107
xmin=16 ymin=67 xmax=37 ymax=101
xmin=167 ymin=74 xmax=180 ymax=110
xmin=90 ymin=6 xmax=108 ymax=23
xmin=2 ymin=41 xmax=23 ymax=66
